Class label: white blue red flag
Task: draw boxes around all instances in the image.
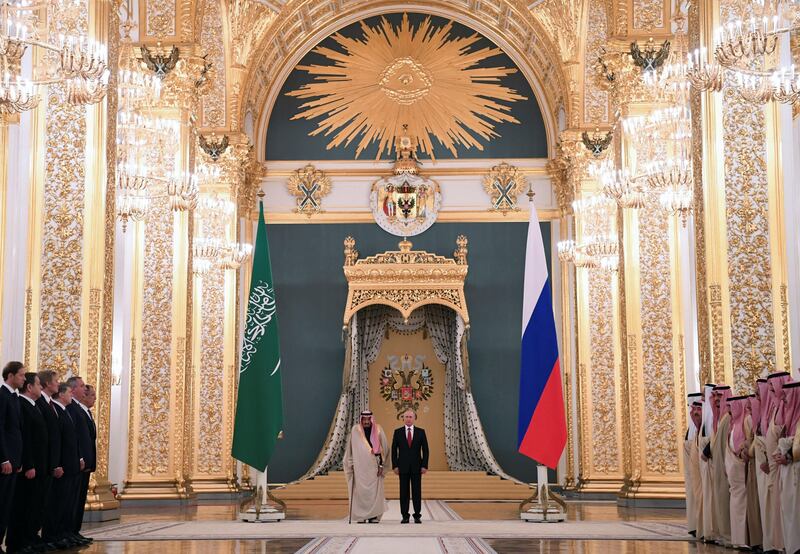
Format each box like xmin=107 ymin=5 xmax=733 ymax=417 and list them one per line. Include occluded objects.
xmin=517 ymin=201 xmax=567 ymax=469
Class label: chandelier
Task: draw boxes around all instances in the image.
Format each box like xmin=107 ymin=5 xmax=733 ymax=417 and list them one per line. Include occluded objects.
xmin=659 ymin=186 xmax=693 ymax=227
xmin=0 ymin=0 xmax=108 ymax=115
xmin=691 ymin=1 xmax=799 ymax=103
xmin=192 ymin=237 xmax=252 ymax=274
xmin=558 ymin=197 xmax=619 ymax=272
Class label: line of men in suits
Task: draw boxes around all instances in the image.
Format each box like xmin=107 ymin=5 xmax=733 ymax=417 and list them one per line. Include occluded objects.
xmin=0 ymin=362 xmax=97 ymax=554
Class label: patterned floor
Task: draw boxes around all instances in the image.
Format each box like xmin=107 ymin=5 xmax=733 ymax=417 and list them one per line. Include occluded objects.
xmin=85 ymin=500 xmax=690 ymax=553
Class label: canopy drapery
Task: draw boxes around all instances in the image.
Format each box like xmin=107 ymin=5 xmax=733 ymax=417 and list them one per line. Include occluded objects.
xmin=299 ymin=305 xmax=513 ymax=482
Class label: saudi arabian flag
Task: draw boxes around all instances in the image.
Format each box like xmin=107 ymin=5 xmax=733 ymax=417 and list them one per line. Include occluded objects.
xmin=232 ymin=201 xmax=283 ymax=472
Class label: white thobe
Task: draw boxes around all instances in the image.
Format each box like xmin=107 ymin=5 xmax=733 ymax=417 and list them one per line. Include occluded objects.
xmin=344 ymin=424 xmax=388 ymax=522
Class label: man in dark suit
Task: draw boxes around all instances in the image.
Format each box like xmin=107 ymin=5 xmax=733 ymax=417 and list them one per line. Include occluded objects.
xmin=0 ymin=361 xmax=25 ymax=553
xmin=6 ymin=373 xmax=48 ymax=553
xmin=36 ymin=370 xmax=63 ymax=550
xmin=65 ymin=376 xmax=94 ymax=546
xmin=391 ymin=409 xmax=429 ymax=524
xmin=49 ymin=383 xmax=88 ymax=549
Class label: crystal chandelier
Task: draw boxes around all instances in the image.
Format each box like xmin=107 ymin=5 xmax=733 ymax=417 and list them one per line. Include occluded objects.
xmin=559 ymin=196 xmax=619 ymax=272
xmin=659 ymin=187 xmax=693 ymax=227
xmin=689 ymin=1 xmax=800 ymax=103
xmin=167 ymin=171 xmax=199 ymax=211
xmin=220 ymin=243 xmax=253 ymax=270
xmin=116 ymin=166 xmax=149 ymax=231
xmin=192 ymin=237 xmax=252 ymax=274
xmin=0 ymin=0 xmax=108 ymax=114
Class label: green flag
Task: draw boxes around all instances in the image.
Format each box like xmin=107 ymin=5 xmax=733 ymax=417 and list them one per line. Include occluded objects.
xmin=232 ymin=201 xmax=283 ymax=471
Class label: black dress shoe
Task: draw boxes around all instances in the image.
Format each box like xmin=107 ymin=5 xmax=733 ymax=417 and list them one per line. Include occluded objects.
xmin=401 ymin=517 xmax=409 ymax=524
xmin=76 ymin=533 xmax=93 ymax=543
xmin=414 ymin=516 xmax=421 ymax=524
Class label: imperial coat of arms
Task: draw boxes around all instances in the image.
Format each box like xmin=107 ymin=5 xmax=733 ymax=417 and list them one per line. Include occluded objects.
xmin=371 ymin=175 xmax=440 ymax=237
xmin=379 ymin=354 xmax=434 ymax=418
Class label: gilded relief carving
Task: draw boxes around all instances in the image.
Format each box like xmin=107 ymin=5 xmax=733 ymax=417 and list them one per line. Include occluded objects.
xmin=138 ymin=195 xmax=174 ymax=475
xmin=245 ymin=0 xmax=568 ymax=140
xmin=780 ymin=285 xmax=790 ymax=370
xmin=145 ymin=0 xmax=177 ymax=37
xmin=588 ymin=273 xmax=619 ymax=473
xmin=38 ymin=0 xmax=88 ymax=376
xmin=200 ymin=0 xmax=226 ymax=128
xmin=228 ymin=0 xmax=275 ymax=68
xmin=97 ymin=9 xmax=121 ymax=487
xmin=720 ymin=55 xmax=776 ymax=387
xmin=626 ymin=334 xmax=642 ymax=482
xmin=584 ymin=0 xmax=610 ymax=124
xmin=709 ymin=284 xmax=725 ymax=383
xmin=638 ymin=203 xmax=679 ymax=474
xmin=197 ymin=215 xmax=226 ymax=475
xmin=632 ymin=0 xmax=665 ymax=32
xmin=688 ymin=0 xmax=710 ymax=383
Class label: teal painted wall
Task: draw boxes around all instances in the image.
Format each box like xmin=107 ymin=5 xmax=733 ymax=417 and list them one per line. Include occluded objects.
xmin=265 ymin=222 xmax=553 ymax=484
xmin=265 ymin=12 xmax=548 ymax=161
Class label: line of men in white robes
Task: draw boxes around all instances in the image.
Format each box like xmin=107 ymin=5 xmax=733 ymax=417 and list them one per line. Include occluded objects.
xmin=683 ymin=372 xmax=800 ymax=553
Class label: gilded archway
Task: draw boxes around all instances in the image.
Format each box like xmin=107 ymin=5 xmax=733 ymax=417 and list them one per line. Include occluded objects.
xmin=239 ymin=1 xmax=570 ymax=158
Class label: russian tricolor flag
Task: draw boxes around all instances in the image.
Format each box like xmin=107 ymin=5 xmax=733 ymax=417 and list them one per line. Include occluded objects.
xmin=517 ymin=201 xmax=567 ymax=469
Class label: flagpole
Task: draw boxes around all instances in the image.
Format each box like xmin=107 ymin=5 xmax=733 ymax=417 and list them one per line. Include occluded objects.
xmin=239 ymin=467 xmax=286 ymax=522
xmin=519 ymin=185 xmax=567 ymax=523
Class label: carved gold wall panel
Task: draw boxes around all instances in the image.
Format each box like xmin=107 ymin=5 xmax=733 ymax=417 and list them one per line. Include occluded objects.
xmin=136 ymin=195 xmax=175 ymax=476
xmin=631 ymin=0 xmax=667 ymax=34
xmin=35 ymin=0 xmax=89 ymax=376
xmin=583 ymin=0 xmax=610 ymax=125
xmin=190 ymin=193 xmax=238 ymax=492
xmin=199 ymin=0 xmax=226 ymax=129
xmin=638 ymin=203 xmax=680 ymax=475
xmin=143 ymin=0 xmax=177 ymax=38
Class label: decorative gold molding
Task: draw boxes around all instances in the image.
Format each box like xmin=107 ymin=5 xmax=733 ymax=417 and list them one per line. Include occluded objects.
xmin=263 ymin=162 xmax=549 ymax=178
xmin=249 ymin=209 xmax=561 ymax=224
xmin=342 ymin=236 xmax=469 ymax=326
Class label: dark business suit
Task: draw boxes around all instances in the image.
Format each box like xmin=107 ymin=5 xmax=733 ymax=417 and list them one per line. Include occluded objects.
xmin=391 ymin=426 xmax=429 ymax=520
xmin=67 ymin=401 xmax=95 ymax=533
xmin=37 ymin=395 xmax=62 ymax=542
xmin=7 ymin=396 xmax=49 ymax=552
xmin=0 ymin=385 xmax=23 ymax=546
xmin=48 ymin=402 xmax=81 ymax=541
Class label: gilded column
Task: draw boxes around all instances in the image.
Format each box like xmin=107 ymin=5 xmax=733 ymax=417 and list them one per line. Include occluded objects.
xmin=562 ymin=132 xmax=627 ymax=494
xmin=121 ymin=48 xmax=208 ymax=500
xmin=25 ymin=0 xmax=89 ymax=376
xmin=604 ymin=52 xmax=687 ymax=500
xmin=80 ymin=0 xmax=121 ymax=513
xmin=690 ymin=0 xmax=791 ymax=389
xmin=188 ymin=137 xmax=250 ymax=494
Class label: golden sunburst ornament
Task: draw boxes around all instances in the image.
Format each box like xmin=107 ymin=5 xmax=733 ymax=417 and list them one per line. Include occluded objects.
xmin=287 ymin=14 xmax=526 ymax=159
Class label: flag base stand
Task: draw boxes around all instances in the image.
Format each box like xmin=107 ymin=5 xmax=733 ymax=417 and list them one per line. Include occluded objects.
xmin=520 ymin=466 xmax=567 ymax=523
xmin=238 ymin=471 xmax=286 ymax=522
xmin=238 ymin=485 xmax=286 ymax=522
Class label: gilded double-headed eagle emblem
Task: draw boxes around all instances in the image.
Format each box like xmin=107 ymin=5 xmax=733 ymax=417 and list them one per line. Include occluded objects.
xmin=380 ymin=354 xmax=434 ymax=418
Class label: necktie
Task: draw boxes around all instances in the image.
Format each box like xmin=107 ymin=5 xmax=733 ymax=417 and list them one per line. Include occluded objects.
xmin=88 ymin=409 xmax=93 ymax=421
xmin=407 ymin=427 xmax=412 ymax=447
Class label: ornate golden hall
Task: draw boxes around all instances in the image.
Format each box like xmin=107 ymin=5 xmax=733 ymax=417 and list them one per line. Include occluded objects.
xmin=1 ymin=0 xmax=799 ymax=552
